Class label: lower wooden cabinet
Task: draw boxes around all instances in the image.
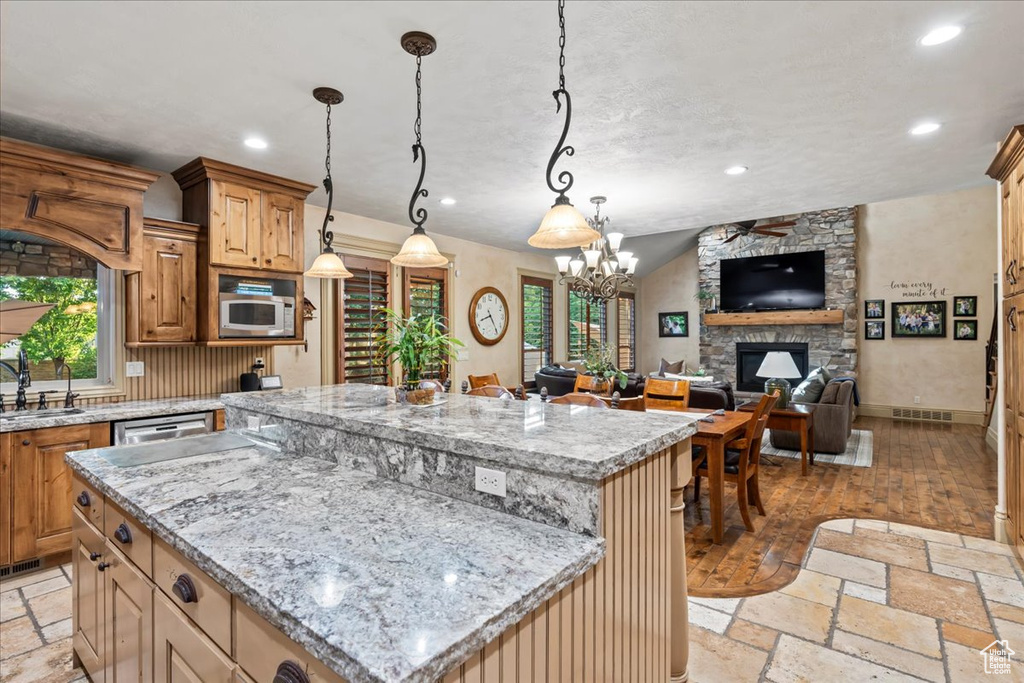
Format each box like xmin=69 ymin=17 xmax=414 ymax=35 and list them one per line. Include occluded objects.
xmin=154 ymin=591 xmax=235 ymax=683
xmin=72 ymin=509 xmax=106 ymax=682
xmin=11 ymin=423 xmax=110 ymax=562
xmin=105 ymin=545 xmax=153 ymax=683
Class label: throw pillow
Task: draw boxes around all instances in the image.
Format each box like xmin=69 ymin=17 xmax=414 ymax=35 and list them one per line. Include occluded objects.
xmin=791 ymin=366 xmax=831 ymax=403
xmin=659 ymin=358 xmax=685 ymax=376
xmin=819 ymin=381 xmax=841 ymax=404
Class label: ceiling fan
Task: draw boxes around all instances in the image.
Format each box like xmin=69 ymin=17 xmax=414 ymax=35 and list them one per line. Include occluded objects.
xmin=722 ymin=219 xmax=796 ymax=244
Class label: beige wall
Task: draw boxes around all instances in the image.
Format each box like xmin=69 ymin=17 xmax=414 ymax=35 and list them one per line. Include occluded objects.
xmin=858 ymin=185 xmax=996 ymax=414
xmin=638 ymin=247 xmax=700 ymax=376
xmin=274 ymin=206 xmax=567 ymax=389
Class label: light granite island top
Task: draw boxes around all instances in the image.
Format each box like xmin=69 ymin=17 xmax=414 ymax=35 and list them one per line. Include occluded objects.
xmin=66 ymin=438 xmax=604 ymax=683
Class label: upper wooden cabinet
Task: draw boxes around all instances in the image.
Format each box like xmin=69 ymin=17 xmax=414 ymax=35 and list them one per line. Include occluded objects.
xmin=172 ymin=157 xmax=315 ymax=274
xmin=126 ymin=219 xmax=200 ymax=346
xmin=0 ymin=137 xmax=159 ymax=272
xmin=987 ymin=125 xmax=1024 ymax=297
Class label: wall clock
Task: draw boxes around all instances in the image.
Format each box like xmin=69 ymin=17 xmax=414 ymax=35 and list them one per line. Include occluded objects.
xmin=469 ymin=286 xmax=509 ymax=345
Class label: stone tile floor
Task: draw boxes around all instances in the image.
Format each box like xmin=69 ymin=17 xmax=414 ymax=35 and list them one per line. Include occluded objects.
xmin=1 ymin=519 xmax=1022 ymax=681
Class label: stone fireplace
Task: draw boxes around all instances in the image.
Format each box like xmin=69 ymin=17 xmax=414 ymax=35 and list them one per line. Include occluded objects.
xmin=698 ymin=207 xmax=858 ymax=388
xmin=736 ymin=342 xmax=809 ymax=392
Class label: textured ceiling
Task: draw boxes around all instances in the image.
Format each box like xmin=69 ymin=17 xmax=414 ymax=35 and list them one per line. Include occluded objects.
xmin=1 ymin=1 xmax=1022 ymax=275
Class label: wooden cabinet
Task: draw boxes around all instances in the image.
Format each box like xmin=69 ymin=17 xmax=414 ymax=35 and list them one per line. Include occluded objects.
xmin=989 ymin=125 xmax=1024 ymax=562
xmin=73 ymin=509 xmax=106 ymax=682
xmin=261 ymin=191 xmax=304 ymax=272
xmin=11 ymin=423 xmax=110 ymax=562
xmin=153 ymin=591 xmax=235 ymax=683
xmin=1 ymin=433 xmax=10 ymax=567
xmin=105 ymin=545 xmax=154 ymax=683
xmin=126 ymin=219 xmax=200 ymax=346
xmin=210 ymin=181 xmax=262 ymax=269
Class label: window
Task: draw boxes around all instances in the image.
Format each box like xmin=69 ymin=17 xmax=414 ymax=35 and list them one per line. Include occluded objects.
xmin=338 ymin=255 xmax=391 ymax=385
xmin=616 ymin=293 xmax=636 ymax=372
xmin=521 ymin=276 xmax=553 ymax=386
xmin=404 ymin=266 xmax=449 ymax=380
xmin=567 ymin=291 xmax=606 ymax=360
xmin=0 ymin=233 xmax=115 ymax=393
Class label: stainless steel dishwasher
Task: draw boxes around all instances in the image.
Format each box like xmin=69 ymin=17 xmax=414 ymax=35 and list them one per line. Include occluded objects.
xmin=113 ymin=412 xmax=214 ymax=445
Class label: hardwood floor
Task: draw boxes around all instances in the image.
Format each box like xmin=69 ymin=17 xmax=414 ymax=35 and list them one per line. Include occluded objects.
xmin=684 ymin=416 xmax=999 ymax=597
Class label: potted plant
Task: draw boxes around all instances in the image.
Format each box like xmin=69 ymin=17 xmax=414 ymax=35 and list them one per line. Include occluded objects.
xmin=694 ymin=289 xmax=716 ymax=313
xmin=376 ymin=308 xmax=464 ymax=404
xmin=582 ymin=344 xmax=629 ymax=396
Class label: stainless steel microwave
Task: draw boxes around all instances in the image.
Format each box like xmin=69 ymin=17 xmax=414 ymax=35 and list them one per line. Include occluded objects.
xmin=218 ymin=275 xmax=296 ymax=338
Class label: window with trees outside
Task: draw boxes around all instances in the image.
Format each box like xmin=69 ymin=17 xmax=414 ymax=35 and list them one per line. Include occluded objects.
xmin=617 ymin=292 xmax=636 ymax=372
xmin=0 ymin=233 xmax=115 ymax=393
xmin=404 ymin=266 xmax=449 ymax=381
xmin=567 ymin=290 xmax=606 ymax=361
xmin=338 ymin=255 xmax=391 ymax=385
xmin=521 ymin=276 xmax=553 ymax=387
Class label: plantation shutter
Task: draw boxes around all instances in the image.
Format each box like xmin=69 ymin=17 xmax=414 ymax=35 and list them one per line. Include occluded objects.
xmin=404 ymin=267 xmax=449 ymax=380
xmin=568 ymin=291 xmax=607 ymax=360
xmin=339 ymin=256 xmax=391 ymax=385
xmin=521 ymin=276 xmax=553 ymax=386
xmin=617 ymin=293 xmax=636 ymax=372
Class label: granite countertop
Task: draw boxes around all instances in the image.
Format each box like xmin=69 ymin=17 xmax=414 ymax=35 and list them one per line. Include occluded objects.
xmin=0 ymin=395 xmax=223 ymax=433
xmin=222 ymin=384 xmax=697 ymax=480
xmin=66 ymin=438 xmax=603 ymax=683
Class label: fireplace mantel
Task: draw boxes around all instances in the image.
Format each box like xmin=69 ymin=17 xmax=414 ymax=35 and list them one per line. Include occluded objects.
xmin=704 ymin=309 xmax=845 ymax=326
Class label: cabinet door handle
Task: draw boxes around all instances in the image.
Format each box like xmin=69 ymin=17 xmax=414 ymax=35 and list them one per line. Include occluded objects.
xmin=76 ymin=491 xmax=91 ymax=507
xmin=1009 ymin=307 xmax=1018 ymax=333
xmin=252 ymin=256 xmax=258 ymax=263
xmin=89 ymin=552 xmax=101 ymax=561
xmin=21 ymin=439 xmax=30 ymax=446
xmin=265 ymin=258 xmax=272 ymax=265
xmin=273 ymin=661 xmax=310 ymax=683
xmin=172 ymin=574 xmax=198 ymax=603
xmin=114 ymin=522 xmax=133 ymax=545
xmin=1008 ymin=260 xmax=1019 ymax=285
xmin=97 ymin=562 xmax=110 ymax=572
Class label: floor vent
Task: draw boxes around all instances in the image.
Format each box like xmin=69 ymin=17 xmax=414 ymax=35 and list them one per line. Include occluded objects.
xmin=891 ymin=407 xmax=954 ymax=423
xmin=0 ymin=558 xmax=41 ymax=578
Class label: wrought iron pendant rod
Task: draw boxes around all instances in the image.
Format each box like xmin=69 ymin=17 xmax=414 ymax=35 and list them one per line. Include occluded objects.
xmin=545 ymin=0 xmax=575 ymax=200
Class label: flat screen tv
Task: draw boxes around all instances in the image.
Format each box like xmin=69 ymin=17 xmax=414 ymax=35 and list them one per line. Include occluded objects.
xmin=719 ymin=251 xmax=826 ymax=311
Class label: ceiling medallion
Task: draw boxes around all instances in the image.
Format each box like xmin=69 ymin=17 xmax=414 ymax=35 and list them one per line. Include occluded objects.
xmin=304 ymin=87 xmax=354 ymax=279
xmin=527 ymin=0 xmax=601 ymax=250
xmin=392 ymin=31 xmax=448 ymax=268
xmin=555 ymin=196 xmax=637 ymax=304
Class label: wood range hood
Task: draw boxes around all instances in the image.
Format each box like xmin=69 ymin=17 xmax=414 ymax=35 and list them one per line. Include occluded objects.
xmin=0 ymin=137 xmax=160 ymax=271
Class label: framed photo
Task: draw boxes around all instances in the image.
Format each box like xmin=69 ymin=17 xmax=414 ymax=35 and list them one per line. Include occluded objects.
xmin=864 ymin=299 xmax=885 ymax=319
xmin=658 ymin=311 xmax=689 ymax=337
xmin=891 ymin=301 xmax=946 ymax=338
xmin=865 ymin=320 xmax=885 ymax=340
xmin=953 ymin=296 xmax=977 ymax=317
xmin=954 ymin=320 xmax=978 ymax=340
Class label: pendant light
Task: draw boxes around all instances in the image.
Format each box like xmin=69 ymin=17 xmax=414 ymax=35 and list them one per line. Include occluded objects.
xmin=304 ymin=87 xmax=353 ymax=279
xmin=392 ymin=32 xmax=448 ymax=269
xmin=527 ymin=0 xmax=601 ymax=250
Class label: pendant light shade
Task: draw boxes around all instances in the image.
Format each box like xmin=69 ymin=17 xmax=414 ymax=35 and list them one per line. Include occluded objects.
xmin=391 ymin=227 xmax=448 ymax=268
xmin=529 ymin=198 xmax=599 ymax=248
xmin=305 ymin=249 xmax=353 ymax=279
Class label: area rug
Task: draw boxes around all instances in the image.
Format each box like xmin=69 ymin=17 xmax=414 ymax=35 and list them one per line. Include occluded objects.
xmin=760 ymin=429 xmax=873 ymax=467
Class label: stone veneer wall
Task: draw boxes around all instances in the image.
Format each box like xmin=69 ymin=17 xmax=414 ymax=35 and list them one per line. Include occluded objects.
xmin=698 ymin=207 xmax=858 ymax=387
xmin=0 ymin=239 xmax=98 ymax=278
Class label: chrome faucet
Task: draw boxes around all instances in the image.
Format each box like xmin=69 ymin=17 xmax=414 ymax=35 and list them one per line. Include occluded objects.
xmin=56 ymin=362 xmax=79 ymax=409
xmin=0 ymin=350 xmax=31 ymax=411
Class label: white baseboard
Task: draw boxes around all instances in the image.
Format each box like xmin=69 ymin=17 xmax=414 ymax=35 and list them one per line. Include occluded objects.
xmin=986 ymin=424 xmax=999 ymax=452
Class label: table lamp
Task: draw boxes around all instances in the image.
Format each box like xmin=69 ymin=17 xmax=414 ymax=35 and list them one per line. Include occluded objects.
xmin=756 ymin=352 xmax=802 ymax=408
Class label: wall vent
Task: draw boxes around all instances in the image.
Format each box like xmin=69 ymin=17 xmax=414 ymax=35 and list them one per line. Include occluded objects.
xmin=0 ymin=558 xmax=41 ymax=578
xmin=891 ymin=407 xmax=954 ymax=423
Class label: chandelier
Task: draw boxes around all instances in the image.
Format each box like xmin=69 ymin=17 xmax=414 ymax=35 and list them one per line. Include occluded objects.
xmin=555 ymin=196 xmax=637 ymax=303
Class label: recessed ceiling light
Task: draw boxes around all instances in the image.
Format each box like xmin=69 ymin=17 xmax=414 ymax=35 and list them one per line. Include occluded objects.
xmin=244 ymin=137 xmax=268 ymax=149
xmin=439 ymin=197 xmax=457 ymax=206
xmin=919 ymin=26 xmax=962 ymax=46
xmin=910 ymin=122 xmax=941 ymax=136
xmin=725 ymin=166 xmax=748 ymax=175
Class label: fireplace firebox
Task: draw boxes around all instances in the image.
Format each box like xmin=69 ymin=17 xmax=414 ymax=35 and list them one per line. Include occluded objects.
xmin=735 ymin=342 xmax=809 ymax=392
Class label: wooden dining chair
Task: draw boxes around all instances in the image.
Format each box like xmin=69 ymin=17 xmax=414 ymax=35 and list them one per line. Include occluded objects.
xmin=573 ymin=374 xmax=614 ymax=396
xmin=693 ymin=391 xmax=780 ymax=532
xmin=643 ymin=377 xmax=691 ymax=412
xmin=549 ymin=392 xmax=609 ymax=409
xmin=465 ymin=385 xmax=515 ymax=400
xmin=467 ymin=373 xmax=500 ymax=390
xmin=610 ymin=392 xmax=646 ymax=411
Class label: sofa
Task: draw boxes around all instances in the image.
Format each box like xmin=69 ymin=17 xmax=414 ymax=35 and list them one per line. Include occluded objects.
xmin=770 ymin=379 xmax=857 ymax=454
xmin=688 ymin=382 xmax=737 ymax=411
xmin=534 ymin=364 xmax=646 ymax=398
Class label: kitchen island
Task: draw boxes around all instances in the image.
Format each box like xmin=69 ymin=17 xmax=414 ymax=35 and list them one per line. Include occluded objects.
xmin=67 ymin=385 xmax=697 ymax=682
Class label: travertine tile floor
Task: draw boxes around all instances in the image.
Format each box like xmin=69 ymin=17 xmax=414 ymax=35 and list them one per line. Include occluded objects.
xmin=1 ymin=519 xmax=1022 ymax=681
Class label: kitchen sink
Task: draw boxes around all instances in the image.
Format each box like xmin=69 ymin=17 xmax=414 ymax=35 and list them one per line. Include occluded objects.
xmin=1 ymin=408 xmax=85 ymax=421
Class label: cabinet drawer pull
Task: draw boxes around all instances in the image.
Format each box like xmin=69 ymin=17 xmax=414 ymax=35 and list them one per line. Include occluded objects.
xmin=1009 ymin=307 xmax=1019 ymax=333
xmin=76 ymin=491 xmax=91 ymax=507
xmin=273 ymin=661 xmax=310 ymax=683
xmin=21 ymin=439 xmax=30 ymax=446
xmin=114 ymin=522 xmax=133 ymax=544
xmin=265 ymin=258 xmax=272 ymax=265
xmin=252 ymin=256 xmax=258 ymax=263
xmin=97 ymin=561 xmax=111 ymax=572
xmin=172 ymin=574 xmax=198 ymax=603
xmin=89 ymin=552 xmax=101 ymax=561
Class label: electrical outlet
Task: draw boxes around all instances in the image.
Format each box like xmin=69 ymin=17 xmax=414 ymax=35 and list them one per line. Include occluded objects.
xmin=475 ymin=466 xmax=507 ymax=498
xmin=254 ymin=356 xmax=265 ymax=368
xmin=125 ymin=361 xmax=145 ymax=377
xmin=914 ymin=396 xmax=921 ymax=404
xmin=456 ymin=348 xmax=470 ymax=362
xmin=246 ymin=416 xmax=260 ymax=431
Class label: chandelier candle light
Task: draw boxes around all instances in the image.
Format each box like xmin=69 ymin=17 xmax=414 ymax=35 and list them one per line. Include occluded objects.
xmin=304 ymin=87 xmax=354 ymax=279
xmin=555 ymin=196 xmax=638 ymax=303
xmin=528 ymin=0 xmax=601 ymax=250
xmin=392 ymin=31 xmax=448 ymax=269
